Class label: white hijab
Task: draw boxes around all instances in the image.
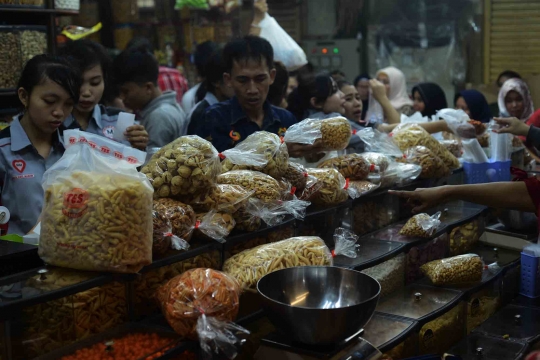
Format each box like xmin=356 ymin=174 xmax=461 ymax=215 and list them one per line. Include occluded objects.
xmin=377 ymin=66 xmax=413 ymax=110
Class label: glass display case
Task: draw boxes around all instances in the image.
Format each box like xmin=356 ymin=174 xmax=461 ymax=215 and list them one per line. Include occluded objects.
xmin=352 ymin=192 xmax=399 ymax=236
xmin=447 ymin=333 xmax=527 ymax=360
xmin=361 ymin=254 xmax=405 ymax=298
xmin=332 ymin=239 xmax=404 ymax=272
xmin=448 ymin=217 xmax=485 ymax=256
xmin=362 ymin=312 xmax=417 ymax=353
xmin=465 ymin=285 xmax=501 ymax=334
xmin=474 ymin=304 xmax=540 ymax=342
xmin=405 ymin=233 xmax=449 ymax=285
xmin=418 ymin=302 xmax=465 ymax=355
xmin=296 ymin=203 xmax=349 ymax=244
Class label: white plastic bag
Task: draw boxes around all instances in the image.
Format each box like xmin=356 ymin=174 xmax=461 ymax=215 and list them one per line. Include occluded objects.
xmin=39 ymin=130 xmax=153 ymax=273
xmin=258 ymin=13 xmax=307 ymax=71
xmin=357 ymin=127 xmax=404 ymax=158
xmin=436 ymin=108 xmax=476 ymax=139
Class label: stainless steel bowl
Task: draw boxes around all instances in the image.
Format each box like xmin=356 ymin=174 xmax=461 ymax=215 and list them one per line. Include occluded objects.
xmin=257 ymin=266 xmax=381 ymax=345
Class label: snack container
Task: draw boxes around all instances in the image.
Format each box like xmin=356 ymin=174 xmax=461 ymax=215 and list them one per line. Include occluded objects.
xmin=362 ymin=312 xmax=418 ymax=354
xmin=297 ymin=203 xmax=349 ymax=244
xmin=332 ymin=238 xmax=404 ymax=273
xmin=405 ymin=233 xmax=449 ymax=284
xmin=465 ymin=285 xmax=501 ymax=334
xmin=448 ymin=217 xmax=484 ymax=256
xmin=352 ymin=192 xmax=399 ymax=236
xmin=33 ymin=323 xmax=181 ymax=360
xmin=473 ymin=304 xmax=540 ymax=342
xmin=361 ymin=253 xmax=405 ymax=298
xmin=418 ymin=302 xmax=465 ymax=355
xmin=447 ymin=333 xmax=527 ymax=360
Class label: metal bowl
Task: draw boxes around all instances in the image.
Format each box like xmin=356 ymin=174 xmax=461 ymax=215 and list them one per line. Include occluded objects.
xmin=257 ymin=266 xmax=381 ymax=345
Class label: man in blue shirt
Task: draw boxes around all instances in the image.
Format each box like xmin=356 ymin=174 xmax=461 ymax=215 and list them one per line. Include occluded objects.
xmin=197 ymin=36 xmax=300 ymax=153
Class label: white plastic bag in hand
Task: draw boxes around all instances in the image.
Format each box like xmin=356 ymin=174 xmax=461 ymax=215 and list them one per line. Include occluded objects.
xmin=259 ymin=13 xmax=307 ymax=71
xmin=436 ymin=108 xmax=476 ymax=139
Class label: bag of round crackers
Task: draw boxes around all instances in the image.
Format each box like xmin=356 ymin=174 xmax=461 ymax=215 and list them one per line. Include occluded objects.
xmin=39 ymin=130 xmax=153 ymax=273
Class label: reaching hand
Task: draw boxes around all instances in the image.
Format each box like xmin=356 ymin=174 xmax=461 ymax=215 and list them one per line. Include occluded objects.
xmin=389 ymin=187 xmax=449 ymax=213
xmin=494 ymin=117 xmax=530 ymax=137
xmin=369 ymin=79 xmax=387 ymax=102
xmin=253 ymin=0 xmax=268 ymax=24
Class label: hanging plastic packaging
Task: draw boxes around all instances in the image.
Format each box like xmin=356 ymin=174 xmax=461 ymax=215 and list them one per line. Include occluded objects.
xmin=157 ymin=268 xmax=249 ymax=359
xmin=39 ymin=130 xmax=152 ymax=273
xmin=258 ymin=13 xmax=308 ymax=71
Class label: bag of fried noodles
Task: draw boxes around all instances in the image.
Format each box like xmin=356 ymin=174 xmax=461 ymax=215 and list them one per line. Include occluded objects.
xmin=223 ymin=236 xmax=357 ymax=289
xmin=39 ymin=130 xmax=152 ymax=273
xmin=283 ymin=116 xmax=352 ymax=151
xmin=157 ymin=268 xmax=249 ymax=358
xmin=220 ymin=131 xmax=289 ymax=179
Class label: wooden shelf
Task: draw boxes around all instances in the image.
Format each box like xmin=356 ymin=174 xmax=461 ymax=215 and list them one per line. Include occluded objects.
xmin=0 ymin=6 xmax=78 ymax=16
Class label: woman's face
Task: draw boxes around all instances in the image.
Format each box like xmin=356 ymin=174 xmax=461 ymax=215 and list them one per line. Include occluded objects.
xmin=287 ymin=76 xmax=298 ymax=97
xmin=322 ymin=89 xmax=346 ymax=115
xmin=376 ymin=73 xmax=391 ymax=96
xmin=19 ymin=77 xmax=75 ymax=134
xmin=412 ymin=90 xmax=425 ymax=113
xmin=76 ymin=64 xmax=105 ymax=114
xmin=341 ymin=85 xmax=362 ymax=122
xmin=455 ymin=96 xmax=471 ymax=117
xmin=505 ymin=90 xmax=525 ymax=118
xmin=356 ymin=79 xmax=370 ymax=101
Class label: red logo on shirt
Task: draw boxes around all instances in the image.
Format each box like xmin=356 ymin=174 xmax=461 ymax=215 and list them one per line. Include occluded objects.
xmin=62 ymin=188 xmax=89 ymax=218
xmin=12 ymin=160 xmax=26 ymax=173
xmin=229 ymin=130 xmax=241 ymax=141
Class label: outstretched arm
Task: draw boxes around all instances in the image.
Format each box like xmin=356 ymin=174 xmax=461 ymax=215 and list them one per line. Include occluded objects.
xmin=369 ymin=79 xmax=400 ymax=125
xmin=389 ymin=182 xmax=536 ymax=214
xmin=249 ymin=0 xmax=268 ymax=36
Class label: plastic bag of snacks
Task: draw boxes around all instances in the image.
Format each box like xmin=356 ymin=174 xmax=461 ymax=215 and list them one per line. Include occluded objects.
xmin=152 ymin=204 xmax=191 ymax=257
xmin=359 ymin=152 xmax=392 ymax=173
xmin=157 ymin=268 xmax=248 ymax=359
xmin=303 ymin=168 xmax=358 ymax=205
xmin=404 ymin=146 xmax=450 ymax=179
xmin=380 ymin=162 xmax=422 ymax=188
xmin=357 ymin=127 xmax=404 ymax=158
xmin=39 ymin=130 xmax=152 ymax=273
xmin=188 ymin=184 xmax=254 ymax=213
xmin=317 ymin=153 xmax=371 ymax=180
xmin=420 ymin=254 xmax=483 ymax=285
xmin=220 ymin=131 xmax=289 ymax=179
xmin=217 ymin=170 xmax=281 ymax=202
xmin=153 ymin=198 xmax=196 ymax=241
xmin=284 ymin=117 xmax=352 ymax=151
xmin=223 ymin=235 xmax=358 ymax=289
xmin=439 ymin=140 xmax=462 ymax=158
xmin=141 ymin=136 xmax=221 ymax=198
xmin=347 ymin=180 xmax=380 ymax=197
xmin=391 ymin=124 xmax=460 ymax=169
xmin=400 ymin=212 xmax=441 ymax=238
xmin=193 ymin=211 xmax=236 ymax=241
xmin=282 ymin=162 xmax=310 ymax=193
xmin=232 ymin=206 xmax=262 ymax=232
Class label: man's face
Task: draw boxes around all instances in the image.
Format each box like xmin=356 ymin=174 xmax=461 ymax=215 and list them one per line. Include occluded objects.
xmin=224 ymin=58 xmax=276 ymax=112
xmin=119 ymin=82 xmax=153 ymax=112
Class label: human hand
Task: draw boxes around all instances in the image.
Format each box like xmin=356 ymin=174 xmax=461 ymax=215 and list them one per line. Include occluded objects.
xmin=125 ymin=125 xmax=149 ymax=151
xmin=369 ymin=79 xmax=387 ymax=102
xmin=494 ymin=117 xmax=530 ymax=137
xmin=389 ymin=187 xmax=449 ymax=213
xmin=253 ymin=0 xmax=268 ymax=24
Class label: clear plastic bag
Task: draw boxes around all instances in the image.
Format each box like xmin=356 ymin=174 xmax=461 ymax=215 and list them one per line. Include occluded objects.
xmin=332 ymin=227 xmax=360 ymax=258
xmin=217 ymin=170 xmax=281 ymax=203
xmin=39 ymin=130 xmax=152 ymax=273
xmin=436 ymin=108 xmax=477 ymax=139
xmin=357 ymin=127 xmax=404 ymax=158
xmin=194 ymin=211 xmax=236 ymax=242
xmin=347 ymin=180 xmax=380 ymax=197
xmin=284 ymin=117 xmax=352 ymax=151
xmin=282 ymin=162 xmax=309 ymax=193
xmin=152 ymin=199 xmax=194 ymax=256
xmin=317 ymin=153 xmax=371 ymax=180
xmin=220 ymin=131 xmax=289 ymax=179
xmin=400 ymin=212 xmax=441 ymax=238
xmin=141 ymin=136 xmax=221 ymax=198
xmin=157 ymin=268 xmax=248 ymax=359
xmin=258 ymin=13 xmax=308 ymax=71
xmin=420 ymin=254 xmax=483 ymax=285
xmin=439 ymin=140 xmax=462 ymax=158
xmin=304 ymin=168 xmax=357 ymax=205
xmin=223 ymin=236 xmax=356 ymax=288
xmin=359 ymin=152 xmax=392 ymax=173
xmin=404 ymin=146 xmax=450 ymax=179
xmin=188 ymin=184 xmax=254 ymax=214
xmin=391 ymin=123 xmax=460 ymax=169
xmin=380 ymin=162 xmax=422 ymax=188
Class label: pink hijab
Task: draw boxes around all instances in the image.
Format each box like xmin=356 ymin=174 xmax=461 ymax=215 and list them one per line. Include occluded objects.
xmin=498 ymin=78 xmax=534 ymax=121
xmin=376 ymin=66 xmax=413 ymax=110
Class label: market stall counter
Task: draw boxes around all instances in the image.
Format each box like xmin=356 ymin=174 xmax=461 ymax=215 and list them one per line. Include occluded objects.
xmin=446 ymin=332 xmax=528 ymax=360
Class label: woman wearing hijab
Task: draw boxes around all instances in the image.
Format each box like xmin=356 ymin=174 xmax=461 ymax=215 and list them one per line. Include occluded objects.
xmin=498 ymin=78 xmax=534 ymax=122
xmin=368 ymin=66 xmax=414 ymax=120
xmin=412 ymin=83 xmax=448 ymax=117
xmin=354 ymin=73 xmax=370 ymax=119
xmin=454 ymin=89 xmax=492 ymax=123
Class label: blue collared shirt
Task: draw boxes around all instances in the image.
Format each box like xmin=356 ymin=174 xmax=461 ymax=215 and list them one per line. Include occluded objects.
xmin=63 ymin=105 xmax=121 ymax=140
xmin=0 ymin=117 xmax=64 ymax=235
xmin=197 ymin=97 xmax=297 ymax=152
